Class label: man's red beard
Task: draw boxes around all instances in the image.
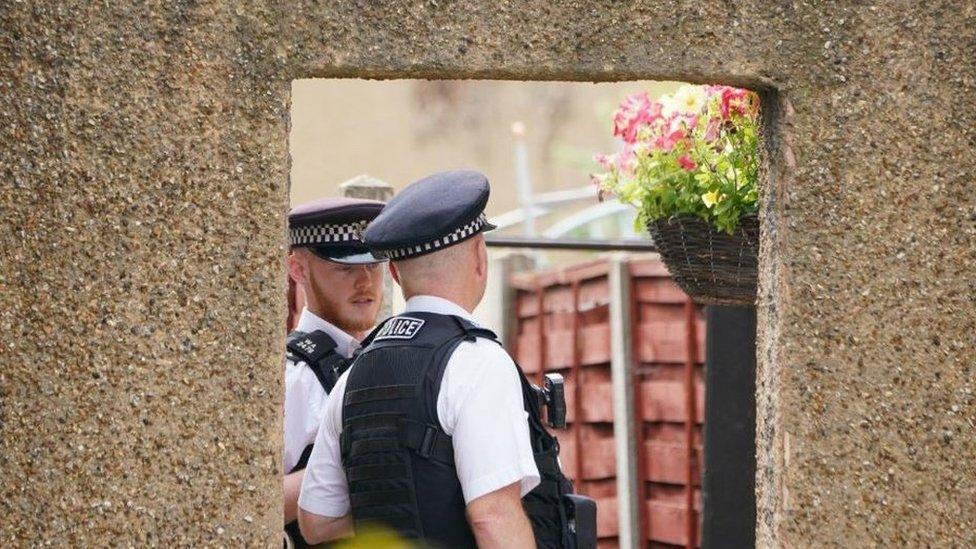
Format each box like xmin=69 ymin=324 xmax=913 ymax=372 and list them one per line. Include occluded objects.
xmin=307 ymin=270 xmax=380 ymax=334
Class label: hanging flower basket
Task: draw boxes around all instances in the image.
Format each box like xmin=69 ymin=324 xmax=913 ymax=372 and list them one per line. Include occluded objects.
xmin=647 ymin=214 xmax=758 ymax=305
xmin=591 ymin=84 xmax=762 ymax=305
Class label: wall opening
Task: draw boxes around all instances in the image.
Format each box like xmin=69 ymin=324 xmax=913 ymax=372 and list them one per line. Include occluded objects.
xmin=286 ymin=78 xmax=776 ymax=548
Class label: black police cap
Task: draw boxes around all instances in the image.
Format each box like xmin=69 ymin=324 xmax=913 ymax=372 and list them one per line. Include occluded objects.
xmin=363 ymin=170 xmax=496 ymax=260
xmin=288 ymin=197 xmax=386 ymax=265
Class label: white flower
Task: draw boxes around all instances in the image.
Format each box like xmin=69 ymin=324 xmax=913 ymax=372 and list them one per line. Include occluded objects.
xmin=664 ymin=85 xmax=707 ymax=116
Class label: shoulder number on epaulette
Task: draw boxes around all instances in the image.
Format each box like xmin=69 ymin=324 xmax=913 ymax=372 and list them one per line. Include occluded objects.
xmin=375 ymin=316 xmax=426 ymax=341
xmin=295 ymin=337 xmax=318 ymax=355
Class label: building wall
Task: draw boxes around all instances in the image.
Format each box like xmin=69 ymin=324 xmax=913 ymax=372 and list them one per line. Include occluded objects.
xmin=289 ymin=79 xmax=676 ymax=214
xmin=1 ymin=2 xmax=973 ymax=546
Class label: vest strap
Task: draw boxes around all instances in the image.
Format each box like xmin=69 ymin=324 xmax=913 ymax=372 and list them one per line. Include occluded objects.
xmin=351 ymin=489 xmax=414 ymax=508
xmin=286 ymin=330 xmax=338 ymax=364
xmin=448 ymin=315 xmax=502 ymax=344
xmin=344 ymin=384 xmax=417 ymax=406
xmin=346 ymin=462 xmax=410 ymax=483
xmin=285 ymin=446 xmax=317 ymax=546
xmin=355 ymin=505 xmax=412 ymax=521
xmin=530 ymin=479 xmax=563 ymax=499
xmin=534 ymin=450 xmax=561 ymax=475
xmin=398 ymin=418 xmax=454 ymax=464
xmin=286 ymin=329 xmax=350 ymax=394
xmin=344 ymin=411 xmax=403 ymax=430
xmin=308 ymin=352 xmax=351 ymax=394
xmin=290 ymin=443 xmax=315 ymax=474
xmin=524 ymin=500 xmax=563 ymax=521
xmin=344 ymin=436 xmax=399 ymax=459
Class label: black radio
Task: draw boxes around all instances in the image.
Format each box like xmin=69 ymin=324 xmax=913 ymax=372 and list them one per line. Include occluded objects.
xmin=534 ymin=373 xmax=568 ymax=429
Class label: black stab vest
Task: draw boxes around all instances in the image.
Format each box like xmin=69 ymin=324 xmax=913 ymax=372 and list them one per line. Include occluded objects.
xmin=284 ymin=329 xmax=352 ymax=549
xmin=340 ymin=312 xmax=573 ymax=548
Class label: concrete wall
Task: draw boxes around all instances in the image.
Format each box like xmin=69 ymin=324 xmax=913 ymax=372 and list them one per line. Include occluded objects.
xmin=1 ymin=2 xmax=972 ymax=546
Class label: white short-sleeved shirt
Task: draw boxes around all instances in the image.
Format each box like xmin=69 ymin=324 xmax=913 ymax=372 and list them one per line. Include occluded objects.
xmin=283 ymin=308 xmax=360 ymax=474
xmin=299 ymin=295 xmax=540 ymax=518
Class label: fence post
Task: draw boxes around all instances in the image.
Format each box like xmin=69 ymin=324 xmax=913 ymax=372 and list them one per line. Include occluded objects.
xmin=701 ymin=305 xmax=757 ymax=548
xmin=340 ymin=175 xmax=396 ymax=318
xmin=487 ymin=252 xmax=535 ymax=350
xmin=609 ymin=254 xmax=641 ymax=548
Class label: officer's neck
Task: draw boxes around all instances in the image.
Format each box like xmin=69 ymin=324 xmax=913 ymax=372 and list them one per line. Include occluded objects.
xmin=306 ymin=304 xmax=367 ymax=341
xmin=403 ymin=290 xmax=478 ymax=314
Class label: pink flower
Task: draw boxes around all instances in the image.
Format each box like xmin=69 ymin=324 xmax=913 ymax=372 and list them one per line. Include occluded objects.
xmin=595 ymin=145 xmax=642 ymax=174
xmin=618 ymin=143 xmax=643 ymax=173
xmin=654 ymin=127 xmax=686 ymax=152
xmin=703 ymin=117 xmax=721 ymax=142
xmin=613 ymin=93 xmax=662 ymax=144
xmin=677 ymin=155 xmax=697 ymax=171
xmin=720 ymin=87 xmax=750 ymax=119
xmin=648 ymin=112 xmax=696 ymax=152
xmin=702 ymin=84 xmax=725 ymax=97
xmin=594 ymin=153 xmax=617 ymax=170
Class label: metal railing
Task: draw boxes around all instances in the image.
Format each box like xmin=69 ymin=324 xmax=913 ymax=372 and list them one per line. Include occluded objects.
xmin=484 ymin=235 xmax=656 ymax=252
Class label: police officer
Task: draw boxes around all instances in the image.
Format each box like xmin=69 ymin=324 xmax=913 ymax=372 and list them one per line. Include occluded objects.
xmin=298 ymin=171 xmax=593 ymax=548
xmin=283 ymin=197 xmax=387 ymax=548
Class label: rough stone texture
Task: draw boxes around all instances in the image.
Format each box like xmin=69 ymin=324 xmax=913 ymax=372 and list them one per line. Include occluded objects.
xmin=0 ymin=3 xmax=287 ymax=545
xmin=1 ymin=1 xmax=973 ymax=546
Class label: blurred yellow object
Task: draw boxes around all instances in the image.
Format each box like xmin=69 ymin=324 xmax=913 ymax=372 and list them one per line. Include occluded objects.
xmin=322 ymin=524 xmax=419 ymax=549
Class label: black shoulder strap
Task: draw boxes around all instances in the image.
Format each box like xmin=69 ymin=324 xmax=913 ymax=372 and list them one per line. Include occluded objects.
xmin=291 ymin=443 xmax=315 ymax=473
xmin=287 ymin=330 xmax=351 ymax=394
xmin=285 ymin=443 xmax=318 ymax=546
xmin=287 ymin=330 xmax=339 ymax=364
xmin=448 ymin=315 xmax=502 ymax=344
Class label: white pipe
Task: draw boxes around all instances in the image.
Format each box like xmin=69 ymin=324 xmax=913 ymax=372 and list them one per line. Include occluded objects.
xmin=511 ymin=121 xmax=536 ymax=238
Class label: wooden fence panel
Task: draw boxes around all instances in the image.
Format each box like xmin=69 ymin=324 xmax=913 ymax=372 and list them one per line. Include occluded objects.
xmin=512 ymin=257 xmax=705 ymax=548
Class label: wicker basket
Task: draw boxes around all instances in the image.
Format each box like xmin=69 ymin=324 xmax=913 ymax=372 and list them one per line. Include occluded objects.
xmin=646 ymin=214 xmax=759 ymax=306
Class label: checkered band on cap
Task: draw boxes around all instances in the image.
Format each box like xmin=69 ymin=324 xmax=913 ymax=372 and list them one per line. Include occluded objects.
xmin=290 ymin=221 xmax=366 ymax=247
xmin=378 ymin=213 xmax=490 ymax=260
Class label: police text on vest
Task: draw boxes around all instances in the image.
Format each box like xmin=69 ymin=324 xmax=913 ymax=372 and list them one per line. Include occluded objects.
xmin=375 ymin=317 xmax=426 ymax=340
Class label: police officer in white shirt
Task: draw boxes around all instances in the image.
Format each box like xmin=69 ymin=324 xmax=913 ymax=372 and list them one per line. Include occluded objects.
xmin=298 ymin=171 xmax=589 ymax=548
xmin=283 ymin=197 xmax=386 ymax=548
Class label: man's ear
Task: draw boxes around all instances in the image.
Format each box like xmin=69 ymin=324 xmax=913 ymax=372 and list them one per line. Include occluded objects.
xmin=388 ymin=261 xmax=402 ymax=287
xmin=473 ymin=235 xmax=488 ymax=279
xmin=287 ymin=249 xmax=306 ymax=285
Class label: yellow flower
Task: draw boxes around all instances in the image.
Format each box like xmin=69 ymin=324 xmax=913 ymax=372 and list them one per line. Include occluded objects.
xmin=702 ymin=190 xmax=721 ymax=208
